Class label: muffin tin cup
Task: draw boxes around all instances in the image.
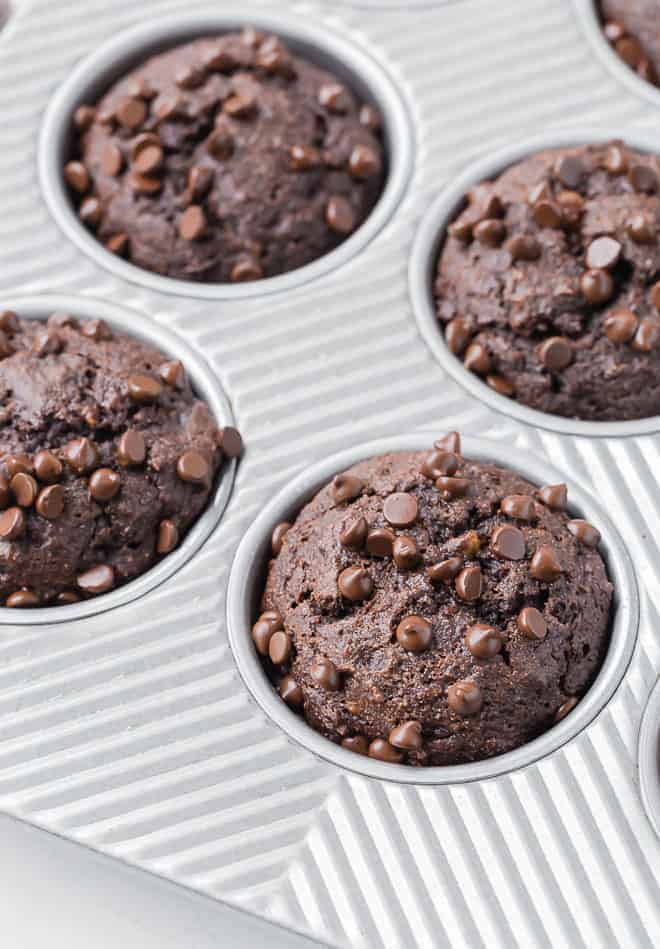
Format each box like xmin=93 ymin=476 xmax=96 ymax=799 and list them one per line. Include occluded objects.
xmin=573 ymin=0 xmax=660 ymax=111
xmin=38 ymin=11 xmax=414 ymax=301
xmin=410 ymin=126 xmax=660 ymax=439
xmin=638 ymin=676 xmax=660 ymax=840
xmin=227 ymin=431 xmax=639 ymax=786
xmin=0 ymin=293 xmax=236 ymax=626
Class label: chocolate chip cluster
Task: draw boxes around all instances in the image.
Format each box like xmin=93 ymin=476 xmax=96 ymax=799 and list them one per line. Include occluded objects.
xmin=435 ymin=142 xmax=660 ymax=421
xmin=599 ymin=7 xmax=658 ymax=87
xmin=0 ymin=310 xmax=241 ymax=607
xmin=65 ymin=28 xmax=385 ymax=284
xmin=256 ymin=436 xmax=612 ymax=766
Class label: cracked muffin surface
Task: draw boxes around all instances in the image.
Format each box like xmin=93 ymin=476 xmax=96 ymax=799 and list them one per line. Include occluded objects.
xmin=0 ymin=310 xmax=237 ymax=607
xmin=435 ymin=141 xmax=660 ymax=421
xmin=255 ymin=436 xmax=612 ymax=766
xmin=66 ymin=28 xmax=385 ymax=284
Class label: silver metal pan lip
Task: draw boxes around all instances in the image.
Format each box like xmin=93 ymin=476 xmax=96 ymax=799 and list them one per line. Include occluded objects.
xmin=0 ymin=293 xmax=236 ymax=626
xmin=409 ymin=126 xmax=660 ymax=438
xmin=638 ymin=676 xmax=660 ymax=839
xmin=227 ymin=431 xmax=638 ymax=786
xmin=38 ymin=11 xmax=414 ymax=301
xmin=573 ymin=0 xmax=660 ymax=111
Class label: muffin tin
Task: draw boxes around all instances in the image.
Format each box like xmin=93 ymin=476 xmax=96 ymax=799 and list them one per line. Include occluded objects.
xmin=1 ymin=0 xmax=660 ymax=947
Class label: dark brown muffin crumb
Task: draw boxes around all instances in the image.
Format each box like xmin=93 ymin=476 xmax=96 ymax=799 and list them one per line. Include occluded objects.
xmin=65 ymin=28 xmax=386 ymax=284
xmin=435 ymin=141 xmax=660 ymax=421
xmin=598 ymin=2 xmax=660 ymax=87
xmin=255 ymin=435 xmax=612 ymax=766
xmin=0 ymin=310 xmax=237 ymax=607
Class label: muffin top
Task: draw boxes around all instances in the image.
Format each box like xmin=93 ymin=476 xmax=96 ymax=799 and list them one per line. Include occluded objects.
xmin=599 ymin=1 xmax=660 ymax=87
xmin=256 ymin=435 xmax=612 ymax=766
xmin=0 ymin=309 xmax=239 ymax=608
xmin=435 ymin=141 xmax=660 ymax=421
xmin=66 ymin=28 xmax=385 ymax=284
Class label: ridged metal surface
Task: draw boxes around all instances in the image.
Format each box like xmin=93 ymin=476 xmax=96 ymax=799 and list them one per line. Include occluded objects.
xmin=0 ymin=0 xmax=659 ymax=946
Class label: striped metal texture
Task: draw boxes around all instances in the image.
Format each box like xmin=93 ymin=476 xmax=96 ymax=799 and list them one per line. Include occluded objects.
xmin=0 ymin=0 xmax=659 ymax=946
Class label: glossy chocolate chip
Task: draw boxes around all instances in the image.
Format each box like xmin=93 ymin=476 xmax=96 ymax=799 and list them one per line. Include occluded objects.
xmin=35 ymin=484 xmax=65 ymax=520
xmin=268 ymin=630 xmax=293 ymax=665
xmin=252 ymin=610 xmax=283 ymax=656
xmin=554 ymin=696 xmax=578 ymax=722
xmin=348 ymin=144 xmax=381 ymax=180
xmin=6 ymin=590 xmax=39 ymax=608
xmin=537 ymin=483 xmax=567 ymax=510
xmin=421 ymin=449 xmax=459 ymax=479
xmin=231 ymin=258 xmax=263 ymax=282
xmin=500 ymin=494 xmax=536 ymax=520
xmin=389 ymin=721 xmax=423 ymax=751
xmin=447 ymin=679 xmax=483 ymax=716
xmin=396 ymin=615 xmax=432 ymax=652
xmin=64 ymin=437 xmax=99 ymax=475
xmin=368 ymin=738 xmax=403 ymax=763
xmin=127 ymin=373 xmax=162 ymax=403
xmin=342 ymin=735 xmax=369 ymax=755
xmin=3 ymin=454 xmax=33 ymax=478
xmin=585 ymin=236 xmax=621 ymax=270
xmin=310 ymin=658 xmax=341 ymax=691
xmin=101 ymin=143 xmax=124 ymax=177
xmin=486 ymin=374 xmax=515 ymax=397
xmin=632 ymin=318 xmax=660 ymax=352
xmin=517 ymin=606 xmax=547 ymax=640
xmin=337 ymin=565 xmax=373 ymax=601
xmin=179 ymin=205 xmax=208 ymax=241
xmin=77 ymin=564 xmax=115 ymax=595
xmin=627 ymin=213 xmax=655 ymax=243
xmin=176 ymin=451 xmax=209 ymax=484
xmin=538 ymin=336 xmax=573 ymax=371
xmin=157 ymin=519 xmax=179 ymax=555
xmin=567 ymin=519 xmax=600 ymax=547
xmin=117 ymin=429 xmax=146 ymax=467
xmin=474 ymin=218 xmax=506 ymax=246
xmin=581 ymin=269 xmax=614 ymax=305
xmin=218 ymin=426 xmax=243 ymax=459
xmin=555 ymin=155 xmax=584 ymax=188
xmin=629 ymin=163 xmax=658 ymax=194
xmin=159 ymin=360 xmax=184 ymax=388
xmin=0 ymin=476 xmax=9 ymax=509
xmin=319 ymin=82 xmax=350 ymax=113
xmin=366 ymin=526 xmax=394 ymax=557
xmin=506 ymin=234 xmax=541 ymax=261
xmin=325 ymin=196 xmax=355 ymax=234
xmin=279 ymin=675 xmax=304 ymax=708
xmin=530 ymin=545 xmax=562 ymax=582
xmin=427 ymin=557 xmax=463 ymax=585
xmin=11 ymin=473 xmax=37 ymax=507
xmin=271 ymin=521 xmax=292 ymax=556
xmin=383 ymin=492 xmax=418 ymax=528
xmin=454 ymin=565 xmax=482 ymax=601
xmin=491 ymin=524 xmax=525 ymax=560
xmin=0 ymin=507 xmax=25 ymax=540
xmin=435 ymin=476 xmax=473 ymax=500
xmin=463 ymin=341 xmax=491 ymax=375
xmin=89 ymin=468 xmax=121 ymax=502
xmin=603 ymin=309 xmax=638 ymax=343
xmin=465 ymin=624 xmax=503 ymax=659
xmin=116 ymin=96 xmax=147 ymax=130
xmin=435 ymin=432 xmax=461 ymax=454
xmin=64 ymin=160 xmax=90 ymax=194
xmin=331 ymin=473 xmax=363 ymax=504
xmin=459 ymin=529 xmax=481 ymax=556
xmin=393 ymin=535 xmax=420 ymax=569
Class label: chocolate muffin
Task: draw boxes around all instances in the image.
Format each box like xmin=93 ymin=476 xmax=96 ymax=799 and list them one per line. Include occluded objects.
xmin=65 ymin=28 xmax=385 ymax=283
xmin=435 ymin=141 xmax=660 ymax=421
xmin=598 ymin=2 xmax=660 ymax=87
xmin=0 ymin=309 xmax=240 ymax=608
xmin=255 ymin=435 xmax=612 ymax=766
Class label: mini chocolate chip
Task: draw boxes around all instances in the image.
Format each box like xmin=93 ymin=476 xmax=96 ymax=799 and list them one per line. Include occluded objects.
xmin=230 ymin=257 xmax=263 ymax=282
xmin=628 ymin=163 xmax=658 ymax=193
xmin=627 ymin=213 xmax=655 ymax=243
xmin=517 ymin=606 xmax=547 ymax=640
xmin=310 ymin=658 xmax=341 ymax=691
xmin=500 ymin=494 xmax=536 ymax=520
xmin=491 ymin=524 xmax=525 ymax=560
xmin=160 ymin=359 xmax=185 ymax=388
xmin=383 ymin=492 xmax=418 ymax=527
xmin=128 ymin=171 xmax=162 ymax=195
xmin=133 ymin=140 xmax=163 ymax=176
xmin=532 ymin=200 xmax=563 ymax=229
xmin=271 ymin=521 xmax=292 ymax=556
xmin=201 ymin=45 xmax=236 ymax=72
xmin=421 ymin=449 xmax=460 ymax=479
xmin=0 ymin=507 xmax=25 ymax=540
xmin=77 ymin=564 xmax=115 ymax=595
xmin=256 ymin=37 xmax=296 ymax=78
xmin=73 ymin=104 xmax=96 ymax=131
xmin=348 ymin=144 xmax=381 ymax=179
xmin=11 ymin=473 xmax=37 ymax=507
xmin=116 ymin=97 xmax=147 ymax=130
xmin=537 ymin=483 xmax=568 ymax=510
xmin=359 ymin=104 xmax=381 ymax=131
xmin=101 ymin=142 xmax=124 ymax=177
xmin=393 ymin=535 xmax=419 ymax=569
xmin=179 ymin=205 xmax=207 ymax=241
xmin=447 ymin=679 xmax=483 ymax=716
xmin=616 ymin=34 xmax=644 ymax=66
xmin=435 ymin=432 xmax=461 ymax=454
xmin=127 ymin=373 xmax=162 ymax=403
xmin=530 ymin=545 xmax=562 ymax=582
xmin=117 ymin=429 xmax=146 ymax=466
xmin=289 ymin=144 xmax=321 ymax=171
xmin=80 ymin=318 xmax=111 ymax=340
xmin=279 ymin=675 xmax=304 ymax=708
xmin=0 ymin=310 xmax=18 ymax=334
xmin=368 ymin=739 xmax=403 ymax=763
xmin=474 ymin=218 xmax=506 ymax=246
xmin=341 ymin=735 xmax=368 ymax=755
xmin=528 ymin=181 xmax=552 ymax=205
xmin=106 ymin=233 xmax=130 ymax=257
xmin=331 ymin=473 xmax=363 ymax=504
xmin=463 ymin=341 xmax=492 ymax=375
xmin=556 ymin=189 xmax=585 ymax=226
xmin=89 ymin=468 xmax=121 ymax=502
xmin=555 ymin=697 xmax=578 ymax=722
xmin=176 ymin=450 xmax=209 ymax=484
xmin=319 ymin=82 xmax=350 ymax=113
xmin=79 ymin=196 xmax=102 ymax=229
xmin=3 ymin=454 xmax=33 ymax=478
xmin=427 ymin=557 xmax=463 ymax=585
xmin=64 ymin=160 xmax=90 ymax=194
xmin=268 ymin=630 xmax=293 ymax=665
xmin=396 ymin=615 xmax=432 ymax=652
xmin=157 ymin=519 xmax=179 ymax=555
xmin=604 ymin=143 xmax=628 ymax=175
xmin=581 ymin=268 xmax=614 ymax=305
xmin=35 ymin=484 xmax=65 ymax=520
xmin=506 ymin=234 xmax=541 ymax=261
xmin=555 ymin=155 xmax=584 ymax=189
xmin=586 ymin=236 xmax=621 ymax=270
xmin=32 ymin=329 xmax=61 ymax=357
xmin=486 ymin=374 xmax=515 ymax=397
xmin=538 ymin=335 xmax=573 ymax=371
xmin=567 ymin=519 xmax=600 ymax=547
xmin=57 ymin=591 xmax=81 ymax=605
xmin=223 ymin=94 xmax=257 ymax=118
xmin=448 ymin=219 xmax=473 ymax=242
xmin=435 ymin=476 xmax=473 ymax=500
xmin=465 ymin=624 xmax=503 ymax=659
xmin=64 ymin=437 xmax=99 ymax=475
xmin=337 ymin=565 xmax=373 ymax=601
xmin=455 ymin=564 xmax=482 ymax=601
xmin=126 ymin=78 xmax=156 ymax=100
xmin=445 ymin=317 xmax=473 ymax=355
xmin=207 ymin=126 xmax=234 ymax=160
xmin=603 ymin=309 xmax=638 ymax=343
xmin=175 ymin=63 xmax=206 ymax=89
xmin=252 ymin=611 xmax=283 ymax=656
xmin=186 ymin=165 xmax=213 ymax=201
xmin=325 ymin=196 xmax=355 ymax=234
xmin=218 ymin=426 xmax=242 ymax=458
xmin=389 ymin=721 xmax=423 ymax=751
xmin=365 ymin=527 xmax=394 ymax=558
xmin=632 ymin=318 xmax=660 ymax=352
xmin=6 ymin=589 xmax=39 ymax=608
